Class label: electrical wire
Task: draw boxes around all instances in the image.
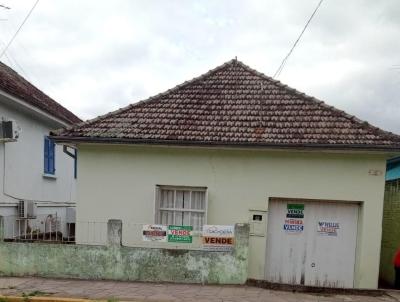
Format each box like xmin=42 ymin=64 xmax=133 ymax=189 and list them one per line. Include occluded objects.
xmin=0 ymin=18 xmax=54 ymax=89
xmin=0 ymin=0 xmax=39 ymax=60
xmin=273 ymin=0 xmax=324 ymax=78
xmin=1 ymin=47 xmax=30 ymax=79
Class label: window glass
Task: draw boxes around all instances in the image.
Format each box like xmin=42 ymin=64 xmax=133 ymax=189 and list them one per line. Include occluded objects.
xmin=157 ymin=187 xmax=206 ymax=231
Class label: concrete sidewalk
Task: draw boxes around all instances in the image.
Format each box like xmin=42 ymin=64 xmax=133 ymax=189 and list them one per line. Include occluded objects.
xmin=0 ymin=277 xmax=398 ymax=302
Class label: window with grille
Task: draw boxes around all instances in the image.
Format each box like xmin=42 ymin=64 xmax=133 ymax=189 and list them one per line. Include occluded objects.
xmin=155 ymin=186 xmax=207 ymax=231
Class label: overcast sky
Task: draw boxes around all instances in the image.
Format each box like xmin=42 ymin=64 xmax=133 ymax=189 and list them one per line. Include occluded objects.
xmin=1 ymin=0 xmax=399 ymax=133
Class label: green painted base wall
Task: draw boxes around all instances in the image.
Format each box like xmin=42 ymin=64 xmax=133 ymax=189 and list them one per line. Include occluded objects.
xmin=379 ymin=180 xmax=400 ymax=286
xmin=0 ymin=223 xmax=249 ymax=284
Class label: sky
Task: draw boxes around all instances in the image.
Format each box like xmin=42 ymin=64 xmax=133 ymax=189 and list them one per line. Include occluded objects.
xmin=1 ymin=0 xmax=399 ymax=133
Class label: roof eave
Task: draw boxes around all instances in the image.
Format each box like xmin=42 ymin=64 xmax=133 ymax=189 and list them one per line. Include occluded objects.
xmin=388 ymin=157 xmax=400 ymax=164
xmin=0 ymin=89 xmax=73 ymax=127
xmin=50 ymin=135 xmax=400 ymax=153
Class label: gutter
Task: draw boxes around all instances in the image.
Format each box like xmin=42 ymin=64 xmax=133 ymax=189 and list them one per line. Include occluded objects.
xmin=387 ymin=156 xmax=400 ymax=164
xmin=50 ymin=135 xmax=400 ymax=153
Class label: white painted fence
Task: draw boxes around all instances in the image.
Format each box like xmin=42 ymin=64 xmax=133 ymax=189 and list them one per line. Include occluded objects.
xmin=1 ymin=213 xmax=74 ymax=243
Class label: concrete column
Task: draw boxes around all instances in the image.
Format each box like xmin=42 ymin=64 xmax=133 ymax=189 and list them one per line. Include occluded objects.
xmin=107 ymin=219 xmax=122 ymax=247
xmin=234 ymin=223 xmax=250 ymax=258
xmin=235 ymin=223 xmax=250 ymax=245
xmin=233 ymin=223 xmax=250 ymax=283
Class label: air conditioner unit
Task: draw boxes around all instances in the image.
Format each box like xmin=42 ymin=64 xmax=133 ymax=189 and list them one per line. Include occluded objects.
xmin=18 ymin=200 xmax=37 ymax=219
xmin=0 ymin=120 xmax=20 ymax=142
xmin=66 ymin=207 xmax=76 ymax=223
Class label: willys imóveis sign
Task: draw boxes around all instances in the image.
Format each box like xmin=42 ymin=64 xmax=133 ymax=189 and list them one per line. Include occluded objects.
xmin=317 ymin=221 xmax=340 ymax=236
xmin=202 ymin=225 xmax=235 ymax=251
xmin=167 ymin=225 xmax=193 ymax=243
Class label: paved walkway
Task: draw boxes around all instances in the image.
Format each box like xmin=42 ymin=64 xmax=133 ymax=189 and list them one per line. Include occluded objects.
xmin=0 ymin=277 xmax=399 ymax=302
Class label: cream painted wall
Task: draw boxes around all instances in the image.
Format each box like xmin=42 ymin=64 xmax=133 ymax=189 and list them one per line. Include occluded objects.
xmin=77 ymin=144 xmax=388 ymax=289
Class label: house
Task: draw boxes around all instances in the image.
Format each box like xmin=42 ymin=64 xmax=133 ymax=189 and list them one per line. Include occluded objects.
xmin=0 ymin=62 xmax=81 ymax=240
xmin=380 ymin=156 xmax=400 ymax=286
xmin=386 ymin=157 xmax=400 ymax=182
xmin=52 ymin=59 xmax=400 ymax=289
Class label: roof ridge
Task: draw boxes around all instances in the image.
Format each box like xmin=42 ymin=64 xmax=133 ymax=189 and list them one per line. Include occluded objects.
xmin=58 ymin=59 xmax=238 ymax=133
xmin=53 ymin=59 xmax=400 ymax=148
xmin=234 ymin=60 xmax=400 ymax=142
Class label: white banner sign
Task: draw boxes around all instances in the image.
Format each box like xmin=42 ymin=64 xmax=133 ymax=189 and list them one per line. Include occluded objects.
xmin=317 ymin=221 xmax=340 ymax=237
xmin=142 ymin=224 xmax=167 ymax=242
xmin=202 ymin=225 xmax=235 ymax=251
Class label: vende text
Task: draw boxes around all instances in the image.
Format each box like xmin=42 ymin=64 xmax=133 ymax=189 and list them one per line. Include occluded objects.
xmin=203 ymin=237 xmax=234 ymax=245
xmin=170 ymin=230 xmax=190 ymax=236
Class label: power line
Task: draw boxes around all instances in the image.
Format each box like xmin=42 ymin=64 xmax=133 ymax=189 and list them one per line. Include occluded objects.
xmin=2 ymin=48 xmax=30 ymax=79
xmin=273 ymin=0 xmax=324 ymax=78
xmin=0 ymin=0 xmax=39 ymax=59
xmin=0 ymin=21 xmax=33 ymax=79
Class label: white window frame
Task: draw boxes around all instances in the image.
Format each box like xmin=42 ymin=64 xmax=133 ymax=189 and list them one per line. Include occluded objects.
xmin=154 ymin=185 xmax=208 ymax=230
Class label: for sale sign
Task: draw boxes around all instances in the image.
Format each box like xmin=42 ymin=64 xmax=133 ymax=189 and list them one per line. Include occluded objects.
xmin=167 ymin=225 xmax=193 ymax=243
xmin=283 ymin=219 xmax=304 ymax=232
xmin=317 ymin=221 xmax=340 ymax=236
xmin=202 ymin=225 xmax=235 ymax=251
xmin=283 ymin=204 xmax=305 ymax=233
xmin=142 ymin=224 xmax=167 ymax=242
xmin=286 ymin=204 xmax=304 ymax=218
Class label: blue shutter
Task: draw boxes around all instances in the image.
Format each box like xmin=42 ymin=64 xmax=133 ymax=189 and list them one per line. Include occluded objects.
xmin=74 ymin=149 xmax=78 ymax=179
xmin=44 ymin=137 xmax=55 ymax=174
xmin=48 ymin=139 xmax=55 ymax=174
xmin=44 ymin=137 xmax=49 ymax=173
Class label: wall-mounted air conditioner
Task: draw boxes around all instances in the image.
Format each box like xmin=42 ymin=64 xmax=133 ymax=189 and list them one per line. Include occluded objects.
xmin=66 ymin=207 xmax=76 ymax=223
xmin=0 ymin=120 xmax=20 ymax=142
xmin=18 ymin=200 xmax=37 ymax=219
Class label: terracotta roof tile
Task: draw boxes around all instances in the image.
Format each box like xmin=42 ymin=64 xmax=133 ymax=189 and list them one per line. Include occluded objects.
xmin=53 ymin=59 xmax=400 ymax=150
xmin=0 ymin=62 xmax=81 ymax=125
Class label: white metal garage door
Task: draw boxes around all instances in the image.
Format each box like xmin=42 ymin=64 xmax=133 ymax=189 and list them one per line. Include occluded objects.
xmin=265 ymin=199 xmax=359 ymax=288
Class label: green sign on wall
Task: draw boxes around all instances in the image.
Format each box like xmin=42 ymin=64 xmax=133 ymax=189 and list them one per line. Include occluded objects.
xmin=167 ymin=225 xmax=193 ymax=243
xmin=286 ymin=204 xmax=305 ymax=218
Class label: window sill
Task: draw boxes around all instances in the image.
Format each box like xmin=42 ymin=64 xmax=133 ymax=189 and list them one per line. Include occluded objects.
xmin=43 ymin=173 xmax=57 ymax=180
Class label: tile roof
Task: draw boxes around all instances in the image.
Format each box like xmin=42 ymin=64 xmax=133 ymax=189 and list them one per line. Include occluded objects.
xmin=53 ymin=59 xmax=400 ymax=151
xmin=0 ymin=62 xmax=81 ymax=125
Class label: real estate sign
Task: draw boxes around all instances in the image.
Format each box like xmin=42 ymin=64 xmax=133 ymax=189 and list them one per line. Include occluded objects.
xmin=283 ymin=204 xmax=305 ymax=233
xmin=286 ymin=204 xmax=304 ymax=218
xmin=202 ymin=225 xmax=235 ymax=251
xmin=167 ymin=225 xmax=193 ymax=243
xmin=317 ymin=221 xmax=340 ymax=236
xmin=142 ymin=224 xmax=167 ymax=242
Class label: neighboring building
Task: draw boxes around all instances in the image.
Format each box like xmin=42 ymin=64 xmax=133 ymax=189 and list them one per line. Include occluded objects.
xmin=52 ymin=59 xmax=400 ymax=289
xmin=0 ymin=62 xmax=81 ymax=240
xmin=380 ymin=157 xmax=400 ymax=286
xmin=385 ymin=157 xmax=400 ymax=182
